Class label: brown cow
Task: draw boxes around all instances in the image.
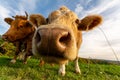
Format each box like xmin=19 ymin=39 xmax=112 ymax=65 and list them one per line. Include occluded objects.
xmin=32 ymin=6 xmax=102 ymax=76
xmin=2 ymin=12 xmax=46 ymax=64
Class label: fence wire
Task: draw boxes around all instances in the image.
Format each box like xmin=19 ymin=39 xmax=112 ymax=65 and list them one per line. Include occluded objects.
xmin=98 ymin=27 xmax=120 ymax=64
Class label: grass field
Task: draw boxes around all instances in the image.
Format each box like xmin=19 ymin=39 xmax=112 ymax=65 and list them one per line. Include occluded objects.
xmin=0 ymin=56 xmax=120 ymax=80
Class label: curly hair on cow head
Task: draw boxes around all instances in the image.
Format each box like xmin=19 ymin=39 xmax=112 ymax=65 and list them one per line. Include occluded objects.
xmin=59 ymin=5 xmax=70 ymax=14
xmin=47 ymin=6 xmax=70 ymax=24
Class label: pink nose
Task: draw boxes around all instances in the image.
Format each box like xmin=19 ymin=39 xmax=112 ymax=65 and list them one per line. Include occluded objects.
xmin=34 ymin=27 xmax=71 ymax=57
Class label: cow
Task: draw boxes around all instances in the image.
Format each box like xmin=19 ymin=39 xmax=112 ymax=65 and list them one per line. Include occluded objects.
xmin=2 ymin=12 xmax=46 ymax=64
xmin=31 ymin=6 xmax=102 ymax=76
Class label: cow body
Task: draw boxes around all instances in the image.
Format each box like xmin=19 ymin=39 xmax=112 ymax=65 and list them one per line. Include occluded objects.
xmin=32 ymin=6 xmax=102 ymax=76
xmin=2 ymin=12 xmax=46 ymax=64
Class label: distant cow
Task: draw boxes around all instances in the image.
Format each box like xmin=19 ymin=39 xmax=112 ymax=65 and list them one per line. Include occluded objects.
xmin=32 ymin=6 xmax=102 ymax=76
xmin=2 ymin=12 xmax=46 ymax=64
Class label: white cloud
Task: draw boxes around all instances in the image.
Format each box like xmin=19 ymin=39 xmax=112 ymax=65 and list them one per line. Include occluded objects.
xmin=0 ymin=5 xmax=10 ymax=31
xmin=0 ymin=5 xmax=10 ymax=18
xmin=86 ymin=0 xmax=120 ymax=14
xmin=75 ymin=0 xmax=120 ymax=61
xmin=16 ymin=0 xmax=38 ymax=14
xmin=75 ymin=4 xmax=83 ymax=15
xmin=75 ymin=0 xmax=120 ymax=17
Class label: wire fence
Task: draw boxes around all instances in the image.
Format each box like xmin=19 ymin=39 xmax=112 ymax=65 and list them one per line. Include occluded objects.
xmin=98 ymin=27 xmax=120 ymax=64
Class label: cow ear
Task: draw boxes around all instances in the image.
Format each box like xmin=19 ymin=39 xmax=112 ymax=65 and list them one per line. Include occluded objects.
xmin=29 ymin=14 xmax=46 ymax=28
xmin=4 ymin=18 xmax=14 ymax=25
xmin=77 ymin=15 xmax=103 ymax=31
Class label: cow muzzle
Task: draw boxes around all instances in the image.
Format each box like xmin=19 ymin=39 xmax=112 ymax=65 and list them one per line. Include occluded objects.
xmin=34 ymin=27 xmax=72 ymax=58
xmin=2 ymin=34 xmax=15 ymax=42
xmin=2 ymin=34 xmax=8 ymax=41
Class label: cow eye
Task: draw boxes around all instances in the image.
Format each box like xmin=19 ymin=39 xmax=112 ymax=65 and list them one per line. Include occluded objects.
xmin=16 ymin=25 xmax=23 ymax=30
xmin=19 ymin=25 xmax=23 ymax=28
xmin=19 ymin=25 xmax=24 ymax=29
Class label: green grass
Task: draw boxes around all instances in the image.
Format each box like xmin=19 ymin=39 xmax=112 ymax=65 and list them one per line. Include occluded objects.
xmin=0 ymin=56 xmax=120 ymax=80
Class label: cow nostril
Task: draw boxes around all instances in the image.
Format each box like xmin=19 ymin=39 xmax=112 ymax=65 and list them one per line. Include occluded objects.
xmin=35 ymin=31 xmax=41 ymax=43
xmin=59 ymin=32 xmax=71 ymax=45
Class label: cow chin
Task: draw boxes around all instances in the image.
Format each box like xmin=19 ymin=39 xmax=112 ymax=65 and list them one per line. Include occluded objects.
xmin=32 ymin=24 xmax=77 ymax=63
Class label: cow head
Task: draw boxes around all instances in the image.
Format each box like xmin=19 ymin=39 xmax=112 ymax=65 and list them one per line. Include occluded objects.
xmin=32 ymin=8 xmax=102 ymax=63
xmin=2 ymin=12 xmax=35 ymax=42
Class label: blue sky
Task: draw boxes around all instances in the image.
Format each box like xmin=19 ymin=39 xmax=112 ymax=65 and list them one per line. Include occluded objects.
xmin=0 ymin=0 xmax=120 ymax=61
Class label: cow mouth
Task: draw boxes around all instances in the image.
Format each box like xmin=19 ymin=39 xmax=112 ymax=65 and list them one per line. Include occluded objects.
xmin=2 ymin=34 xmax=16 ymax=42
xmin=2 ymin=35 xmax=11 ymax=42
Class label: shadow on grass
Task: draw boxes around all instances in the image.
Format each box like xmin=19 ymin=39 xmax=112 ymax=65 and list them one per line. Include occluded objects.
xmin=0 ymin=56 xmax=114 ymax=68
xmin=0 ymin=56 xmax=26 ymax=68
xmin=0 ymin=56 xmax=58 ymax=71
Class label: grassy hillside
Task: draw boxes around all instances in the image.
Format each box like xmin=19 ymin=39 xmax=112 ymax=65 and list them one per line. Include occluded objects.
xmin=0 ymin=56 xmax=120 ymax=80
